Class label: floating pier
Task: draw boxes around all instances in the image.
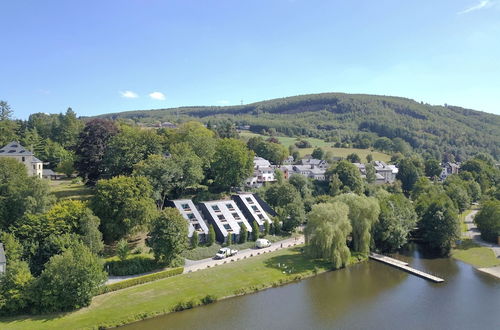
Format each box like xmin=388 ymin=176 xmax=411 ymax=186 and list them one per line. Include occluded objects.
xmin=369 ymin=253 xmax=444 ymax=283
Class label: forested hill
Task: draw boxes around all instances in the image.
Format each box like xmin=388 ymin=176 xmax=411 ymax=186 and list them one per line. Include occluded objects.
xmin=96 ymin=93 xmax=500 ymax=160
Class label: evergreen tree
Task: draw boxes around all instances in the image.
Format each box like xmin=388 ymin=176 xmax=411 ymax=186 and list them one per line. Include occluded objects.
xmin=239 ymin=223 xmax=248 ymax=243
xmin=207 ymin=224 xmax=216 ymax=246
xmin=252 ymin=221 xmax=260 ymax=241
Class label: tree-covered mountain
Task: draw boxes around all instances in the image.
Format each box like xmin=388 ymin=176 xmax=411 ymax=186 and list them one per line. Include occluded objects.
xmin=95 ymin=93 xmax=500 ymax=161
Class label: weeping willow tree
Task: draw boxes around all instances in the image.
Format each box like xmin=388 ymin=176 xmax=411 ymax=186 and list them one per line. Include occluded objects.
xmin=333 ymin=194 xmax=380 ymax=254
xmin=305 ymin=202 xmax=352 ymax=269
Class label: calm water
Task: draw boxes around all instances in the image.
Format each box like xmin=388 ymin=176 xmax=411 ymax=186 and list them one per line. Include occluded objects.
xmin=122 ymin=245 xmax=500 ymax=330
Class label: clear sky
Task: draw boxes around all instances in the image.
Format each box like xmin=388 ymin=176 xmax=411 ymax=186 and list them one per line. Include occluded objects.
xmin=1 ymin=0 xmax=499 ymax=119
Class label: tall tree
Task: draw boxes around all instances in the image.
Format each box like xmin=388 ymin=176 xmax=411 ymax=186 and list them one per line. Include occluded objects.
xmin=327 ymin=160 xmax=363 ymax=194
xmin=32 ymin=243 xmax=106 ymax=312
xmin=333 ymin=194 xmax=380 ymax=254
xmin=0 ymin=100 xmax=13 ymax=121
xmin=0 ymin=260 xmax=34 ymax=315
xmin=305 ymin=202 xmax=352 ymax=269
xmin=75 ymin=119 xmax=118 ymax=183
xmin=474 ymin=200 xmax=500 ymax=243
xmin=396 ymin=157 xmax=423 ymax=194
xmin=210 ymin=138 xmax=254 ymax=191
xmin=102 ymin=125 xmax=163 ymax=177
xmin=91 ymin=176 xmax=157 ymax=242
xmin=373 ymin=193 xmax=418 ymax=252
xmin=147 ymin=208 xmax=188 ymax=264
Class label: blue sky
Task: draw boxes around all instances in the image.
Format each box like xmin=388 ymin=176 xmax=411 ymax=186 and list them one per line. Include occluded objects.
xmin=1 ymin=0 xmax=499 ymax=119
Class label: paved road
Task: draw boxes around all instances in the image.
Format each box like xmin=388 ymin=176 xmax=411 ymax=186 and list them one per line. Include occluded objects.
xmin=183 ymin=236 xmax=305 ymax=273
xmin=464 ymin=210 xmax=500 ymax=258
xmin=106 ymin=235 xmax=305 ymax=284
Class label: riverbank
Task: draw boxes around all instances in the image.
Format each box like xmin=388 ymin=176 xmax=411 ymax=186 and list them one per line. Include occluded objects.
xmin=452 ymin=210 xmax=500 ymax=279
xmin=0 ymin=246 xmax=367 ymax=330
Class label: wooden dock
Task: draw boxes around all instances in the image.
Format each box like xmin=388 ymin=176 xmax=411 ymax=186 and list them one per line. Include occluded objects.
xmin=369 ymin=253 xmax=444 ymax=283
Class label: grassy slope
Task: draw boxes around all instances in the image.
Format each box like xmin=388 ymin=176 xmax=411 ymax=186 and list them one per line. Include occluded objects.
xmin=452 ymin=239 xmax=500 ymax=268
xmin=49 ymin=179 xmax=93 ymax=201
xmin=0 ymin=247 xmax=332 ymax=330
xmin=240 ymin=131 xmax=391 ymax=162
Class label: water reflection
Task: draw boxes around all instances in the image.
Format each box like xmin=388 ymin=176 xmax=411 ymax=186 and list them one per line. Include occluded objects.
xmin=121 ymin=245 xmax=500 ymax=330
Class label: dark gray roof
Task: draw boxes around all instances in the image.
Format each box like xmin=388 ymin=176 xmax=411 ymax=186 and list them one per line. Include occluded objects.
xmin=0 ymin=243 xmax=6 ymax=263
xmin=0 ymin=141 xmax=34 ymax=156
xmin=43 ymin=169 xmax=56 ymax=175
xmin=32 ymin=156 xmax=42 ymax=163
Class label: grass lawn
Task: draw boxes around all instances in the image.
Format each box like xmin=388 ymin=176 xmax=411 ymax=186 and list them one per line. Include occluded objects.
xmin=0 ymin=246 xmax=332 ymax=330
xmin=459 ymin=209 xmax=473 ymax=236
xmin=181 ymin=234 xmax=289 ymax=260
xmin=452 ymin=239 xmax=500 ymax=268
xmin=239 ymin=131 xmax=391 ymax=162
xmin=49 ymin=179 xmax=93 ymax=201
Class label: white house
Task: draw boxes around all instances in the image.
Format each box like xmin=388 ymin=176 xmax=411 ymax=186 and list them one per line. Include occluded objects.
xmin=0 ymin=142 xmax=43 ymax=178
xmin=246 ymin=157 xmax=276 ymax=188
xmin=440 ymin=162 xmax=460 ymax=180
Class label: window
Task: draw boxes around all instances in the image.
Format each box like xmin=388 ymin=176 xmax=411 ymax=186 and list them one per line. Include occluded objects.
xmin=251 ymin=205 xmax=259 ymax=212
xmin=187 ymin=213 xmax=195 ymax=219
xmin=232 ymin=212 xmax=240 ymax=219
xmin=226 ymin=203 xmax=234 ymax=210
xmin=181 ymin=203 xmax=190 ymax=210
xmin=194 ymin=223 xmax=201 ymax=230
xmin=245 ymin=197 xmax=254 ymax=204
xmin=212 ymin=205 xmax=221 ymax=212
xmin=258 ymin=214 xmax=264 ymax=220
xmin=223 ymin=224 xmax=231 ymax=230
xmin=22 ymin=157 xmax=25 ymax=162
xmin=33 ymin=165 xmax=36 ymax=170
xmin=217 ymin=214 xmax=225 ymax=221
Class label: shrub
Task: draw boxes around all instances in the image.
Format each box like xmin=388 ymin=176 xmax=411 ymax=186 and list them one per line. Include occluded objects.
xmin=201 ymin=294 xmax=217 ymax=305
xmin=172 ymin=300 xmax=196 ymax=312
xmin=98 ymin=267 xmax=183 ymax=294
xmin=105 ymin=255 xmax=163 ymax=276
xmin=116 ymin=239 xmax=130 ymax=261
xmin=191 ymin=231 xmax=199 ymax=248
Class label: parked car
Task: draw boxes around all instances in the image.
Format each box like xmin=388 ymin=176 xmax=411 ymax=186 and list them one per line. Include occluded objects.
xmin=256 ymin=238 xmax=272 ymax=248
xmin=215 ymin=247 xmax=238 ymax=259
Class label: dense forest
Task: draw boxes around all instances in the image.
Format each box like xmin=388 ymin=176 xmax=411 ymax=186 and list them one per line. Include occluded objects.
xmin=96 ymin=93 xmax=500 ymax=161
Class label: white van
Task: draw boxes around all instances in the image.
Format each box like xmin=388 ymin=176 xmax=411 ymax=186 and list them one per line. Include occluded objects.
xmin=256 ymin=238 xmax=272 ymax=249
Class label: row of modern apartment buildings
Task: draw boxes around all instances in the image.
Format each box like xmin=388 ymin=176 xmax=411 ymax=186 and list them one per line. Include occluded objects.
xmin=167 ymin=193 xmax=275 ymax=244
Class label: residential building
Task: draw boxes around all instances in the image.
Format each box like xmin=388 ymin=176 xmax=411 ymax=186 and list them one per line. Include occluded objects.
xmin=283 ymin=155 xmax=295 ymax=165
xmin=300 ymin=157 xmax=329 ymax=169
xmin=246 ymin=157 xmax=276 ymax=188
xmin=166 ymin=199 xmax=209 ymax=243
xmin=373 ymin=161 xmax=398 ymax=183
xmin=276 ymin=164 xmax=327 ymax=181
xmin=232 ymin=193 xmax=272 ymax=230
xmin=0 ymin=243 xmax=6 ymax=274
xmin=0 ymin=142 xmax=43 ymax=178
xmin=199 ymin=200 xmax=253 ymax=243
xmin=440 ymin=162 xmax=460 ymax=180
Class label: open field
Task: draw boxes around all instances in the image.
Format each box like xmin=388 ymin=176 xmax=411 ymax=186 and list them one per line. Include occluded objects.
xmin=0 ymin=246 xmax=333 ymax=330
xmin=452 ymin=239 xmax=500 ymax=268
xmin=240 ymin=131 xmax=391 ymax=162
xmin=49 ymin=179 xmax=93 ymax=201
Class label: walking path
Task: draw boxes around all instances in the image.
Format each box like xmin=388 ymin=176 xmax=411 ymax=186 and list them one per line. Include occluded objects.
xmin=463 ymin=210 xmax=500 ymax=279
xmin=464 ymin=210 xmax=500 ymax=258
xmin=106 ymin=235 xmax=305 ymax=284
xmin=369 ymin=253 xmax=444 ymax=283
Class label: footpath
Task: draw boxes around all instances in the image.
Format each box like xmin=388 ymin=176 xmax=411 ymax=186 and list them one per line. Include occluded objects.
xmin=464 ymin=210 xmax=500 ymax=279
xmin=106 ymin=235 xmax=305 ymax=284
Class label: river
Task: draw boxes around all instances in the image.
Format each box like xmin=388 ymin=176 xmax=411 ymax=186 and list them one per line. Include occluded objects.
xmin=121 ymin=244 xmax=500 ymax=329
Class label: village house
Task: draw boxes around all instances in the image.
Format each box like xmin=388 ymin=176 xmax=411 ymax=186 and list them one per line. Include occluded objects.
xmin=276 ymin=164 xmax=327 ymax=181
xmin=0 ymin=142 xmax=43 ymax=178
xmin=440 ymin=162 xmax=460 ymax=180
xmin=353 ymin=161 xmax=398 ymax=184
xmin=166 ymin=199 xmax=209 ymax=243
xmin=246 ymin=156 xmax=276 ymax=188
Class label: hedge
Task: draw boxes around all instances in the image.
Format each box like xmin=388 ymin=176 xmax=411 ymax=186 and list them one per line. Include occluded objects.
xmin=104 ymin=255 xmax=164 ymax=276
xmin=98 ymin=267 xmax=184 ymax=294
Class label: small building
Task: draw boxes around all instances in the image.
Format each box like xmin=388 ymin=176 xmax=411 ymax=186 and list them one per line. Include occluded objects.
xmin=166 ymin=199 xmax=209 ymax=243
xmin=276 ymin=164 xmax=327 ymax=181
xmin=373 ymin=161 xmax=398 ymax=183
xmin=199 ymin=200 xmax=253 ymax=243
xmin=232 ymin=193 xmax=272 ymax=230
xmin=246 ymin=157 xmax=276 ymax=188
xmin=283 ymin=155 xmax=295 ymax=165
xmin=0 ymin=142 xmax=43 ymax=178
xmin=0 ymin=243 xmax=6 ymax=274
xmin=300 ymin=157 xmax=329 ymax=169
xmin=440 ymin=162 xmax=460 ymax=180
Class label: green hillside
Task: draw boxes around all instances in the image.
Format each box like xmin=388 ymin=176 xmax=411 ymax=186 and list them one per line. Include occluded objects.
xmin=96 ymin=93 xmax=500 ymax=160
